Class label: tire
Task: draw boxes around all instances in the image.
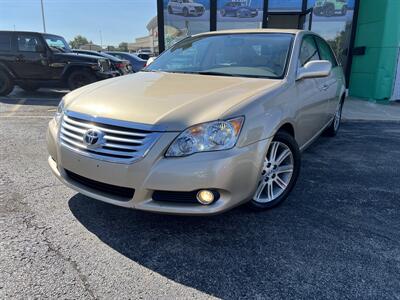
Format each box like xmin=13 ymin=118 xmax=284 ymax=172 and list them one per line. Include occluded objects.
xmin=325 ymin=97 xmax=345 ymax=137
xmin=19 ymin=83 xmax=39 ymax=92
xmin=183 ymin=7 xmax=189 ymax=17
xmin=314 ymin=7 xmax=322 ymax=16
xmin=168 ymin=6 xmax=173 ymax=14
xmin=248 ymin=131 xmax=301 ymax=211
xmin=0 ymin=69 xmax=14 ymax=96
xmin=324 ymin=4 xmax=335 ymax=17
xmin=220 ymin=9 xmax=226 ymax=17
xmin=236 ymin=10 xmax=241 ymax=18
xmin=67 ymin=70 xmax=96 ymax=90
xmin=340 ymin=5 xmax=347 ymax=16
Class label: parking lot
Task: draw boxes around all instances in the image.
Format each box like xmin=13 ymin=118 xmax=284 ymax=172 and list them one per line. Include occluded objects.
xmin=1 ymin=88 xmax=400 ymax=299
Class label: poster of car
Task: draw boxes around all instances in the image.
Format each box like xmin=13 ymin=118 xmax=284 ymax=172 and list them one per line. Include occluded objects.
xmin=217 ymin=0 xmax=263 ymax=30
xmin=310 ymin=0 xmax=355 ymax=21
xmin=163 ymin=0 xmax=210 ymax=48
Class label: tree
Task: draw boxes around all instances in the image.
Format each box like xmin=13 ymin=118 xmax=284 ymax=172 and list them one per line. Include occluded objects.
xmin=118 ymin=42 xmax=128 ymax=52
xmin=69 ymin=35 xmax=90 ymax=49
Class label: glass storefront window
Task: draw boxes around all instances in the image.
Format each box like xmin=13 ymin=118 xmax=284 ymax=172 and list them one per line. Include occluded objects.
xmin=163 ymin=0 xmax=211 ymax=49
xmin=310 ymin=0 xmax=355 ymax=71
xmin=217 ymin=0 xmax=263 ymax=30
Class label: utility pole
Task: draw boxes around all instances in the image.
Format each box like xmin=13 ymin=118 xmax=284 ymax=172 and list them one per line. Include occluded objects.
xmin=40 ymin=0 xmax=47 ymax=33
xmin=99 ymin=30 xmax=103 ymax=49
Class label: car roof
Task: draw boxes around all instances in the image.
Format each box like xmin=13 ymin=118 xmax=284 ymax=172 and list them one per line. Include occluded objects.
xmin=0 ymin=30 xmax=58 ymax=35
xmin=194 ymin=29 xmax=304 ymax=37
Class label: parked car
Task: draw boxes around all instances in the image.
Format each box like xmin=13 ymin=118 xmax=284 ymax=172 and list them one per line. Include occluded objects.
xmin=0 ymin=31 xmax=117 ymax=95
xmin=220 ymin=1 xmax=258 ymax=18
xmin=105 ymin=51 xmax=146 ymax=72
xmin=314 ymin=0 xmax=348 ymax=17
xmin=167 ymin=0 xmax=205 ymax=17
xmin=48 ymin=29 xmax=346 ymax=215
xmin=135 ymin=49 xmax=154 ymax=60
xmin=73 ymin=50 xmax=133 ymax=75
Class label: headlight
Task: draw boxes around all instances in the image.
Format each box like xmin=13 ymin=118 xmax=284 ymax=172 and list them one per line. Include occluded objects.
xmin=165 ymin=117 xmax=244 ymax=157
xmin=55 ymin=99 xmax=65 ymax=124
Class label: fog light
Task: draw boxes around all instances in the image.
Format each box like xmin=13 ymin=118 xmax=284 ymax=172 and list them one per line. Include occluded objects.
xmin=196 ymin=190 xmax=215 ymax=205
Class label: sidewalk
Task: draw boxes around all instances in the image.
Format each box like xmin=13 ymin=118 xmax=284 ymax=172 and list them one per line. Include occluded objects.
xmin=342 ymin=98 xmax=400 ymax=121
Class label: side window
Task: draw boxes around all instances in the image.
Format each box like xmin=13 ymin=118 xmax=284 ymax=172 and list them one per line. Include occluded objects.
xmin=17 ymin=34 xmax=42 ymax=52
xmin=315 ymin=37 xmax=338 ymax=67
xmin=299 ymin=35 xmax=320 ymax=67
xmin=0 ymin=33 xmax=12 ymax=52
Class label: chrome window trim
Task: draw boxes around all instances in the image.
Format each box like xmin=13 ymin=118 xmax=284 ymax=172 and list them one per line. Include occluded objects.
xmin=59 ymin=111 xmax=165 ymax=165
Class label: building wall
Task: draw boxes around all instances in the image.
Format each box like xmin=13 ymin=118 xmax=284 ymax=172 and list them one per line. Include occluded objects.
xmin=349 ymin=0 xmax=400 ymax=101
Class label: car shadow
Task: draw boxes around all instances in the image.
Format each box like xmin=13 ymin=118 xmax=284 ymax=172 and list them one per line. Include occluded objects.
xmin=67 ymin=124 xmax=400 ymax=298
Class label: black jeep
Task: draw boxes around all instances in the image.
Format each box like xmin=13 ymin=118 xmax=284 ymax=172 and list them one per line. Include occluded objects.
xmin=0 ymin=31 xmax=118 ymax=96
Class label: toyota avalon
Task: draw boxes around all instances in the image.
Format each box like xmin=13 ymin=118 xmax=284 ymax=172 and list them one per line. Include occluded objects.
xmin=47 ymin=29 xmax=346 ymax=215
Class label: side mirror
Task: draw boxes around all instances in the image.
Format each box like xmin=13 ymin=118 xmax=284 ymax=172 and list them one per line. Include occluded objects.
xmin=296 ymin=60 xmax=332 ymax=81
xmin=145 ymin=56 xmax=156 ymax=67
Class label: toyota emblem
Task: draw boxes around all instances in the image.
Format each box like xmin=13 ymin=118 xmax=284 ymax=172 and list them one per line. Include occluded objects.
xmin=83 ymin=129 xmax=104 ymax=148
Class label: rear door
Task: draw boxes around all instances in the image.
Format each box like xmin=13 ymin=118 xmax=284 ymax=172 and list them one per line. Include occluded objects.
xmin=12 ymin=33 xmax=52 ymax=79
xmin=315 ymin=36 xmax=341 ymax=121
xmin=295 ymin=35 xmax=329 ymax=146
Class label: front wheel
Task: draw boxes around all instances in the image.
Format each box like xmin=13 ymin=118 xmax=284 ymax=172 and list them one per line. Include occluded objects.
xmin=340 ymin=5 xmax=347 ymax=16
xmin=183 ymin=7 xmax=189 ymax=17
xmin=248 ymin=131 xmax=301 ymax=211
xmin=67 ymin=70 xmax=96 ymax=90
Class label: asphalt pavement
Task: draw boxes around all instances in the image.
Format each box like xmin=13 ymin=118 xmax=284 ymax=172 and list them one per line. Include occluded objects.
xmin=1 ymin=88 xmax=400 ymax=299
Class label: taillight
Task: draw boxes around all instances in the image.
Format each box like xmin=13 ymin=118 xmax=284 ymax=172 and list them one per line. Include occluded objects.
xmin=115 ymin=62 xmax=124 ymax=69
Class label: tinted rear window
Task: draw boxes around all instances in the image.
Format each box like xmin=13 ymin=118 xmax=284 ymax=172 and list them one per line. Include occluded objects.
xmin=0 ymin=33 xmax=12 ymax=52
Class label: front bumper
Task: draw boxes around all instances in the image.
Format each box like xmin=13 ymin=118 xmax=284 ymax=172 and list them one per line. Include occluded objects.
xmin=95 ymin=70 xmax=120 ymax=79
xmin=47 ymin=118 xmax=271 ymax=215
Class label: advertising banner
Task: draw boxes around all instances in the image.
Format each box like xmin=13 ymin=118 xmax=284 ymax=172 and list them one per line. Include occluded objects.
xmin=217 ymin=0 xmax=263 ymax=30
xmin=163 ymin=0 xmax=210 ymax=48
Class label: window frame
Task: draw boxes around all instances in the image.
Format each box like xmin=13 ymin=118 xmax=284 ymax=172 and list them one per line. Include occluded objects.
xmin=16 ymin=33 xmax=45 ymax=53
xmin=298 ymin=34 xmax=321 ymax=68
xmin=314 ymin=35 xmax=339 ymax=67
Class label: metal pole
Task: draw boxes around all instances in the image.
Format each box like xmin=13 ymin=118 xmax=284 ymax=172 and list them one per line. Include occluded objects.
xmin=40 ymin=0 xmax=46 ymax=33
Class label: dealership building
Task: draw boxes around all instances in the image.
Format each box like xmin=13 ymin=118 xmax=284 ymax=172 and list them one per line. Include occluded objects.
xmin=154 ymin=0 xmax=400 ymax=102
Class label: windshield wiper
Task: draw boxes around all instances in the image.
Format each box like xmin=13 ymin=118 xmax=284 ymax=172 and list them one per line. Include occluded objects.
xmin=196 ymin=71 xmax=234 ymax=77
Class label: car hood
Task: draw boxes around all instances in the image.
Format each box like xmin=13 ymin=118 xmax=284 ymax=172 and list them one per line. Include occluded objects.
xmin=64 ymin=71 xmax=281 ymax=131
xmin=188 ymin=3 xmax=204 ymax=7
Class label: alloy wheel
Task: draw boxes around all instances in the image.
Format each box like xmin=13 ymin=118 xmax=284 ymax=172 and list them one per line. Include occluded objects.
xmin=253 ymin=141 xmax=294 ymax=203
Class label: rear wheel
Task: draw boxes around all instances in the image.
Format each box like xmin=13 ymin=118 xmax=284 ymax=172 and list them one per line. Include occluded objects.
xmin=325 ymin=98 xmax=344 ymax=137
xmin=67 ymin=70 xmax=96 ymax=90
xmin=248 ymin=131 xmax=301 ymax=211
xmin=220 ymin=9 xmax=226 ymax=17
xmin=168 ymin=6 xmax=173 ymax=14
xmin=324 ymin=4 xmax=335 ymax=17
xmin=340 ymin=5 xmax=347 ymax=16
xmin=183 ymin=7 xmax=189 ymax=17
xmin=0 ymin=70 xmax=14 ymax=96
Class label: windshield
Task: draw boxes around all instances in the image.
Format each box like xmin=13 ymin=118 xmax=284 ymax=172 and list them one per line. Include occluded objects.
xmin=43 ymin=34 xmax=71 ymax=53
xmin=146 ymin=33 xmax=293 ymax=79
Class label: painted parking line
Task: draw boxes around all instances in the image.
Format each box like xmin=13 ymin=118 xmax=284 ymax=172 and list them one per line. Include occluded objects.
xmin=5 ymin=98 xmax=27 ymax=116
xmin=0 ymin=115 xmax=53 ymax=118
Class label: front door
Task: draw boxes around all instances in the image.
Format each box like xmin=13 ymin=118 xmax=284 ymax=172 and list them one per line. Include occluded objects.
xmin=11 ymin=33 xmax=51 ymax=79
xmin=295 ymin=35 xmax=330 ymax=146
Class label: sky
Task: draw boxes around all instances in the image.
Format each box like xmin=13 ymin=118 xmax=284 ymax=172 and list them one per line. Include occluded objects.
xmin=0 ymin=0 xmax=157 ymax=47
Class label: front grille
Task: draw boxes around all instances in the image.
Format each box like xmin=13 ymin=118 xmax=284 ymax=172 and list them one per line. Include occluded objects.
xmin=152 ymin=190 xmax=220 ymax=204
xmin=60 ymin=111 xmax=162 ymax=164
xmin=65 ymin=169 xmax=135 ymax=200
xmin=195 ymin=6 xmax=203 ymax=12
